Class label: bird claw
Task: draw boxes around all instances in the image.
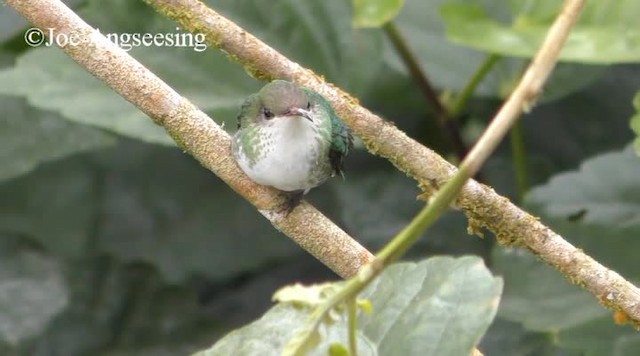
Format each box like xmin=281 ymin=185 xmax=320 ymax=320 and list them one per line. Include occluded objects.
xmin=280 ymin=190 xmax=305 ymax=216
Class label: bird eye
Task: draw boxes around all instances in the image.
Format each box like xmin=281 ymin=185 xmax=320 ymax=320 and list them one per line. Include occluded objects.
xmin=263 ymin=107 xmax=274 ymax=119
xmin=306 ymin=102 xmax=311 ymax=110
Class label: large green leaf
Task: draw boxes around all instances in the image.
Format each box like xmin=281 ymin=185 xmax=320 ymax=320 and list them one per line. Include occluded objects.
xmin=332 ymin=171 xmax=423 ymax=246
xmin=29 ymin=256 xmax=220 ymax=355
xmin=557 ymin=316 xmax=640 ymax=356
xmin=481 ymin=65 xmax=640 ymax=196
xmin=352 ymin=0 xmax=405 ymax=28
xmin=0 ymin=142 xmax=299 ymax=282
xmin=440 ymin=0 xmax=640 ymax=64
xmin=494 ymin=249 xmax=606 ymax=331
xmin=383 ymin=0 xmax=605 ymax=100
xmin=0 ymin=235 xmax=68 ymax=352
xmin=0 ymin=0 xmax=86 ymax=43
xmin=527 ymin=145 xmax=640 ymax=230
xmin=0 ymin=0 xmax=383 ymax=146
xmin=196 ymin=256 xmax=503 ymax=355
xmin=479 ymin=317 xmax=571 ymax=356
xmin=0 ymin=48 xmax=165 ymax=145
xmin=358 ymin=257 xmax=502 ymax=355
xmin=209 ymin=0 xmax=384 ymax=96
xmin=495 ymin=145 xmax=640 ymax=354
xmin=0 ymin=0 xmax=256 ymax=145
xmin=0 ymin=96 xmax=115 ymax=183
xmin=331 ymin=169 xmax=490 ymax=258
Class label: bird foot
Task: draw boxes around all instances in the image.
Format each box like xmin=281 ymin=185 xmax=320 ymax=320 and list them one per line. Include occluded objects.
xmin=280 ymin=190 xmax=305 ymax=216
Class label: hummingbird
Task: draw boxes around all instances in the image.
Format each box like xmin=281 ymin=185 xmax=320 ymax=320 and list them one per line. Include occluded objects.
xmin=232 ymin=80 xmax=353 ymax=213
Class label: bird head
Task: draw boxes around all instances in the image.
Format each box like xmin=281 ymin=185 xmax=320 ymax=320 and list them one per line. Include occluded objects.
xmin=258 ymin=80 xmax=313 ymax=122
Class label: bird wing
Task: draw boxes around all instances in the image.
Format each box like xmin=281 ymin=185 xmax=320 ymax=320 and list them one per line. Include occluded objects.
xmin=302 ymin=88 xmax=353 ymax=176
xmin=328 ymin=111 xmax=353 ymax=177
xmin=236 ymin=94 xmax=259 ymax=129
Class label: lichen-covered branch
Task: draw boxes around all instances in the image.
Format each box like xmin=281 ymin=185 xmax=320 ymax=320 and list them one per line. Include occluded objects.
xmin=5 ymin=0 xmax=374 ymax=279
xmin=140 ymin=0 xmax=640 ymax=324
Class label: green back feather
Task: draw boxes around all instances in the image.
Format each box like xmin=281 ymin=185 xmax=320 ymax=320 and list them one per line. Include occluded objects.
xmin=302 ymin=88 xmax=353 ymax=175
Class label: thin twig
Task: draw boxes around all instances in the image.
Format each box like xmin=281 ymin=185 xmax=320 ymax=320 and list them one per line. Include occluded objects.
xmin=458 ymin=0 xmax=583 ymax=176
xmin=140 ymin=0 xmax=640 ymax=325
xmin=510 ymin=120 xmax=529 ymax=203
xmin=383 ymin=22 xmax=468 ymax=160
xmin=4 ymin=0 xmax=374 ymax=279
xmin=449 ymin=53 xmax=501 ymax=118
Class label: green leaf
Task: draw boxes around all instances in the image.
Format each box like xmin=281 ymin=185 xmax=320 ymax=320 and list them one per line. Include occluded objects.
xmin=332 ymin=171 xmax=489 ymax=258
xmin=527 ymin=145 xmax=640 ymax=231
xmin=32 ymin=256 xmax=220 ymax=355
xmin=328 ymin=343 xmax=350 ymax=356
xmin=0 ymin=156 xmax=105 ymax=259
xmin=383 ymin=0 xmax=605 ymax=100
xmin=480 ymin=317 xmax=570 ymax=356
xmin=273 ymin=283 xmax=342 ymax=308
xmin=557 ymin=316 xmax=640 ymax=356
xmin=196 ymin=256 xmax=503 ymax=355
xmin=0 ymin=47 xmax=177 ymax=145
xmin=352 ymin=0 xmax=405 ymax=28
xmin=0 ymin=5 xmax=31 ymax=43
xmin=0 ymin=96 xmax=115 ymax=183
xmin=0 ymin=0 xmax=85 ymax=43
xmin=282 ymin=324 xmax=324 ymax=356
xmin=0 ymin=0 xmax=383 ymax=146
xmin=440 ymin=1 xmax=640 ymax=64
xmin=358 ymin=256 xmax=502 ymax=355
xmin=333 ymin=172 xmax=423 ymax=246
xmin=211 ymin=0 xmax=384 ymax=96
xmin=494 ymin=249 xmax=606 ymax=331
xmin=631 ymin=92 xmax=640 ymax=156
xmin=495 ymin=145 xmax=640 ymax=353
xmin=0 ymin=141 xmax=299 ymax=282
xmin=0 ymin=235 xmax=68 ymax=350
xmin=480 ymin=65 xmax=640 ymax=198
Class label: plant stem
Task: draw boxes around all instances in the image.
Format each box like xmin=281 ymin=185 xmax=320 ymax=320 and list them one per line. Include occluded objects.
xmin=449 ymin=54 xmax=501 ymax=118
xmin=347 ymin=299 xmax=357 ymax=356
xmin=510 ymin=119 xmax=529 ymax=202
xmin=376 ymin=168 xmax=470 ymax=264
xmin=287 ymin=165 xmax=477 ymax=354
xmin=383 ymin=21 xmax=468 ymax=160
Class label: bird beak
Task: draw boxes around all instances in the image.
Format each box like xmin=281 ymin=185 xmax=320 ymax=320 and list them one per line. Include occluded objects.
xmin=285 ymin=107 xmax=313 ymax=121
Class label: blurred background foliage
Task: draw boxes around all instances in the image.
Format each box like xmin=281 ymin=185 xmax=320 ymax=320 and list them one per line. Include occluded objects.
xmin=0 ymin=0 xmax=639 ymax=354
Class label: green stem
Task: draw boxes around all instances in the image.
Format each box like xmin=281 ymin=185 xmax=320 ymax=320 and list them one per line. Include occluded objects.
xmin=287 ymin=166 xmax=474 ymax=354
xmin=375 ymin=167 xmax=472 ymax=264
xmin=347 ymin=299 xmax=357 ymax=356
xmin=450 ymin=54 xmax=501 ymax=118
xmin=510 ymin=119 xmax=529 ymax=203
xmin=383 ymin=21 xmax=468 ymax=160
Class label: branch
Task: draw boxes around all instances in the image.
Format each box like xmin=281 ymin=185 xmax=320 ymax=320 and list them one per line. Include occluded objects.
xmin=5 ymin=0 xmax=374 ymax=279
xmin=139 ymin=0 xmax=640 ymax=324
xmin=383 ymin=22 xmax=469 ymax=160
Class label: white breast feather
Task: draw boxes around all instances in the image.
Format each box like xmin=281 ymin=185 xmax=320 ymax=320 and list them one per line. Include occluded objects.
xmin=240 ymin=116 xmax=321 ymax=191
